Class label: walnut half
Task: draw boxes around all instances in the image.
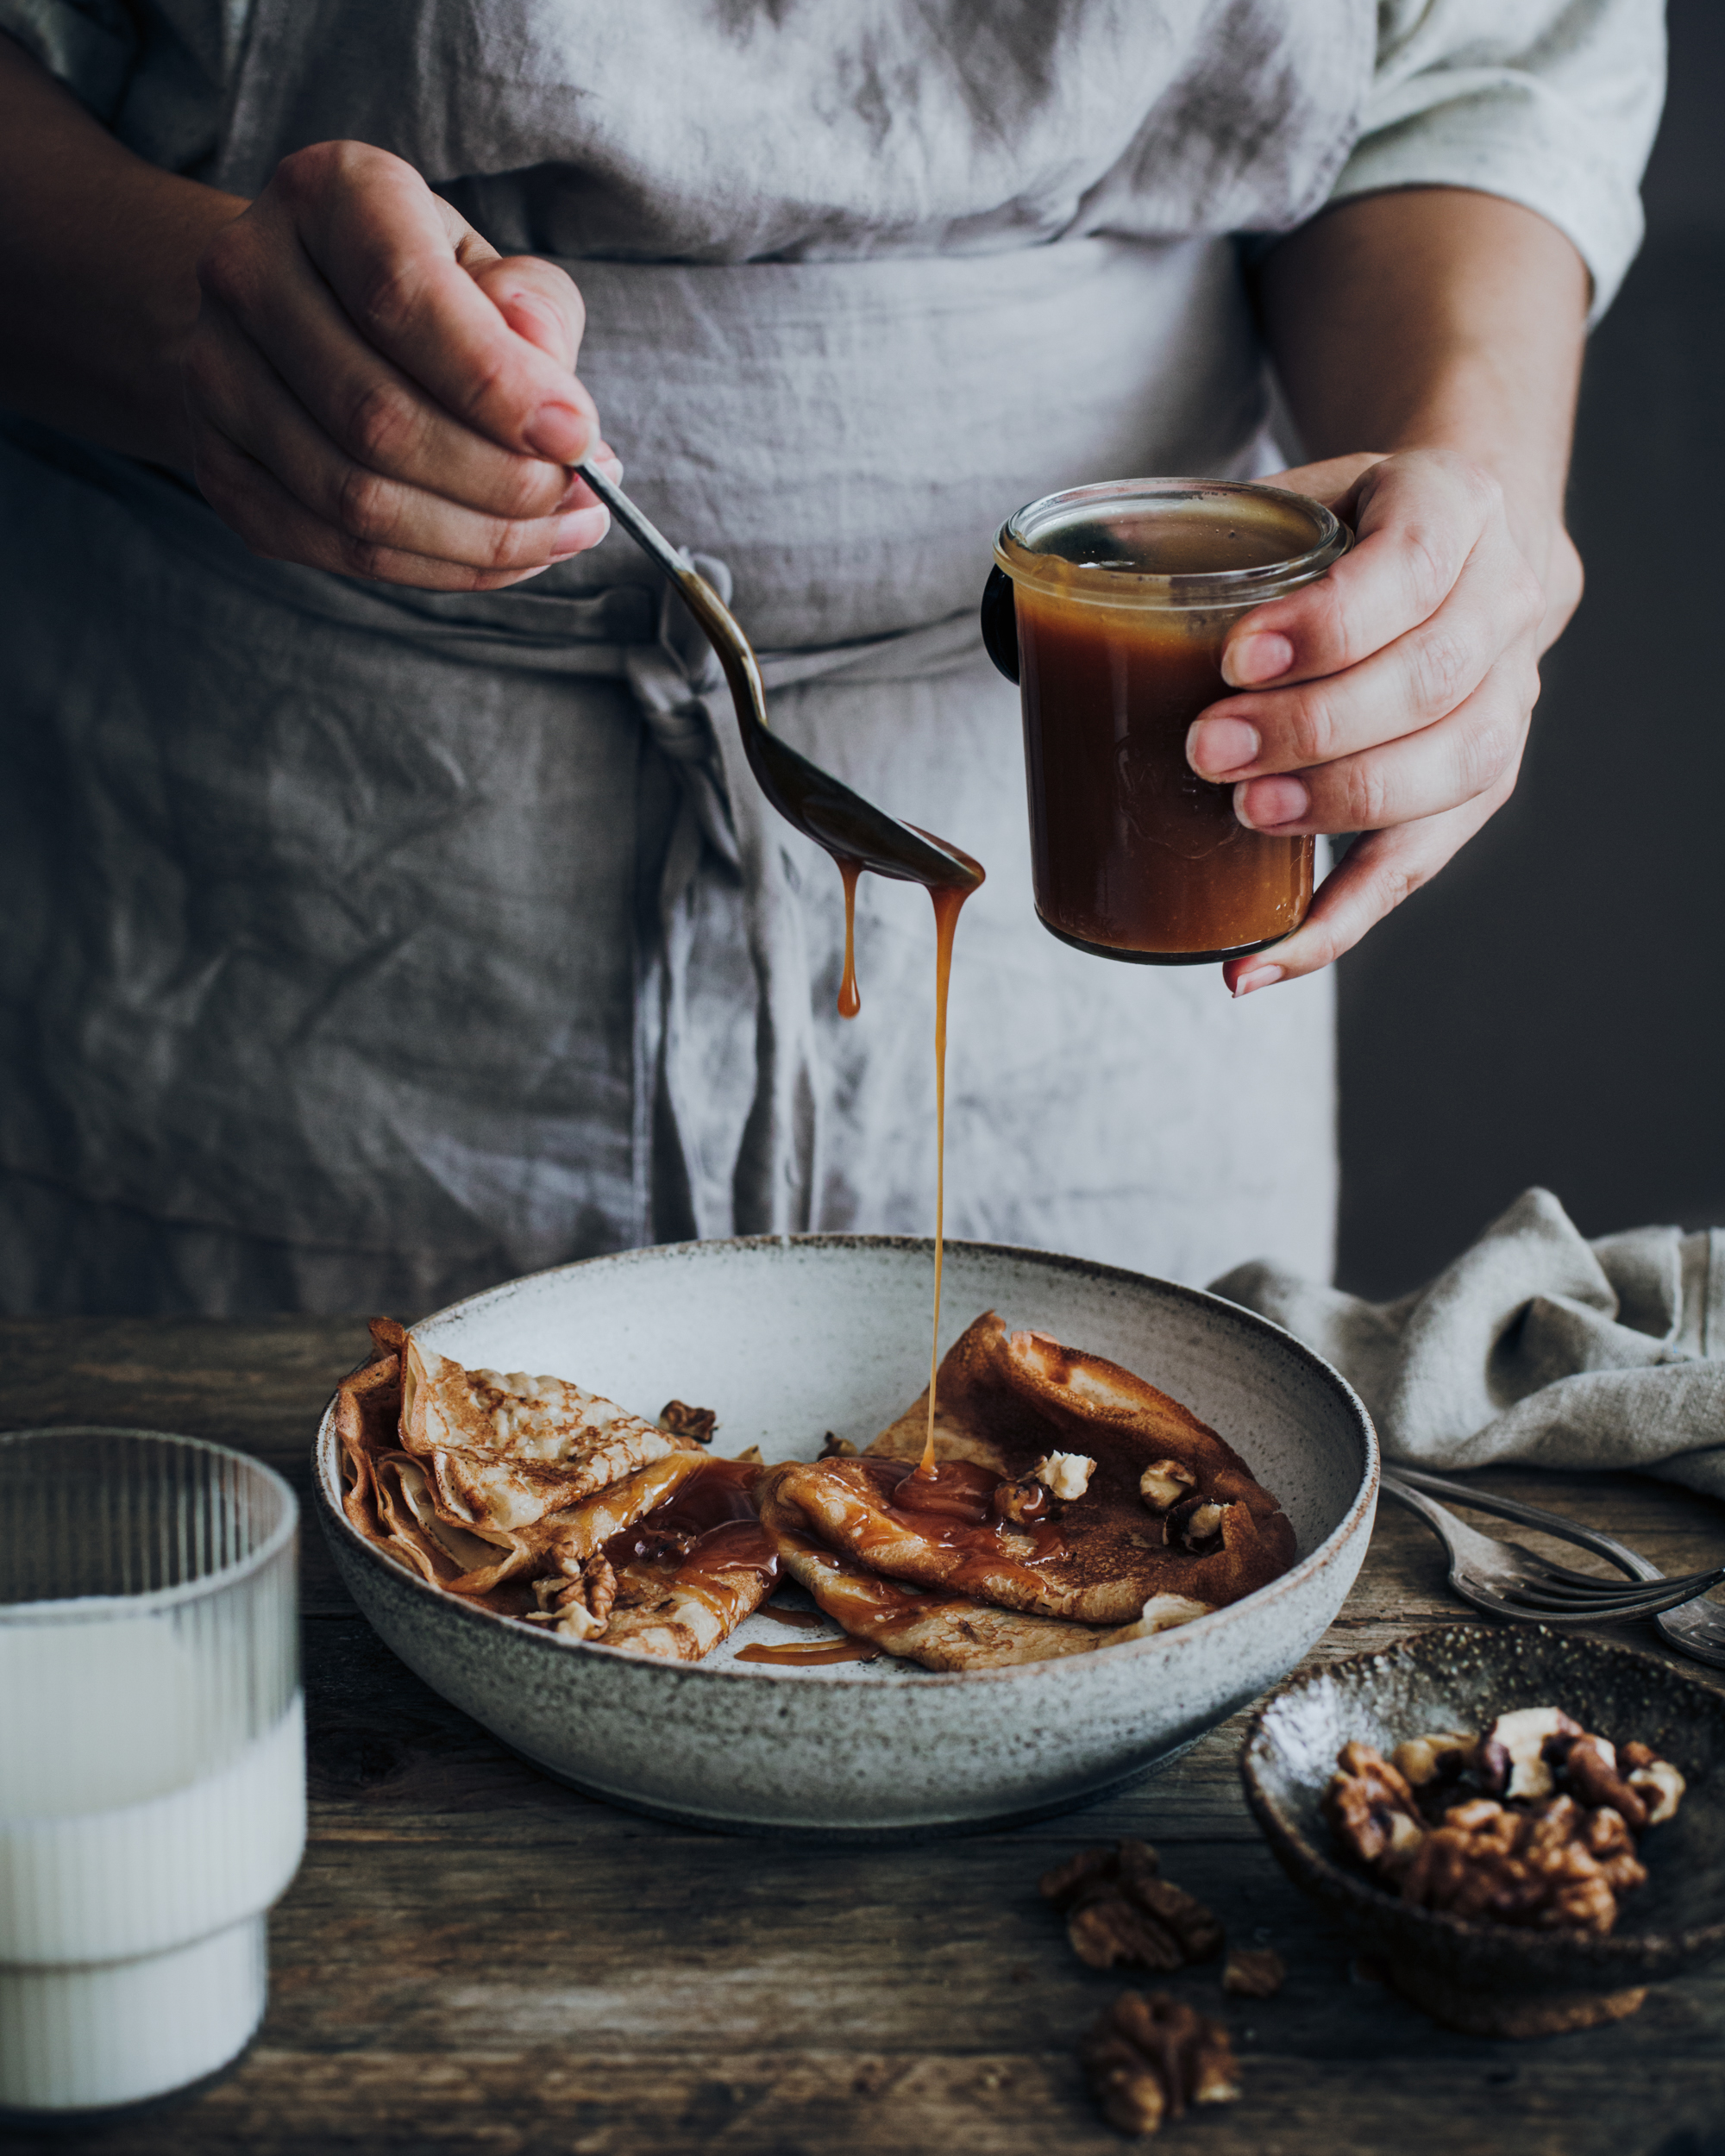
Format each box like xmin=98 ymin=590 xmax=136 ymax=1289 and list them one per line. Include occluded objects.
xmin=1082 ymin=1991 xmax=1241 ymax=2138
xmin=659 ymin=1399 xmax=717 ymax=1444
xmin=523 ymin=1554 xmax=617 ymax=1640
xmin=1138 ymin=1459 xmax=1197 ymax=1512
xmin=1622 ymin=1741 xmax=1686 ymax=1827
xmin=1322 ymin=1741 xmax=1427 ymax=1877
xmin=1039 ymin=1840 xmax=1223 ymax=1971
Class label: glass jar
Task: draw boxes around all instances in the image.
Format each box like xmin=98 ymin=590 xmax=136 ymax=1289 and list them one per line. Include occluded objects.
xmin=986 ymin=478 xmax=1350 ymax=963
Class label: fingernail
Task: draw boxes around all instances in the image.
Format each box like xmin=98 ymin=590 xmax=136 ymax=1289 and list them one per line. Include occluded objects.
xmin=524 ymin=401 xmax=592 ymax=461
xmin=1188 ymin=716 xmax=1260 ymax=778
xmin=1233 ymin=965 xmax=1284 ymax=999
xmin=549 ymin=506 xmax=609 ymax=555
xmin=1235 ymin=775 xmax=1308 ymax=830
xmin=1223 ymin=631 xmax=1294 ymax=687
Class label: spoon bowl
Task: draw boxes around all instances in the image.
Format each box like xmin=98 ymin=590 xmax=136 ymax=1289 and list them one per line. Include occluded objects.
xmin=576 ymin=461 xmax=982 ymax=892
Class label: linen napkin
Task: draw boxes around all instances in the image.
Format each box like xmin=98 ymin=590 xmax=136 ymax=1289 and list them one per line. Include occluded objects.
xmin=1210 ymin=1188 xmax=1725 ymax=1504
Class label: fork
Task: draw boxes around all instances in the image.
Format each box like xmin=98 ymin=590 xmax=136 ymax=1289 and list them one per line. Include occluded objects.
xmin=1385 ymin=1464 xmax=1725 ymax=1670
xmin=1380 ymin=1465 xmax=1725 ymax=1631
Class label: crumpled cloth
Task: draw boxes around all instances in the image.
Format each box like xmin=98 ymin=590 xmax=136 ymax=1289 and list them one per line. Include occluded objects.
xmin=1212 ymin=1188 xmax=1725 ymax=1505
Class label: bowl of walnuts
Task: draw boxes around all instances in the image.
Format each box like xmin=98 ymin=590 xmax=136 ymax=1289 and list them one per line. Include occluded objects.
xmin=1239 ymin=1622 xmax=1725 ymax=2037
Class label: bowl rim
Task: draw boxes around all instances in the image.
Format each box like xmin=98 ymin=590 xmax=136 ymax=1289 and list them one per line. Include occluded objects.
xmin=314 ymin=1230 xmax=1380 ymax=1690
xmin=1239 ymin=1620 xmax=1725 ymax=1966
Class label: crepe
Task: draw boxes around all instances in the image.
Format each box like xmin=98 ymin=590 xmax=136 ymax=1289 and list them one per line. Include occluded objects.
xmin=757 ymin=1310 xmax=1295 ymax=1666
xmin=399 ymin=1332 xmax=692 ymax=1528
xmin=335 ymin=1320 xmax=772 ymax=1656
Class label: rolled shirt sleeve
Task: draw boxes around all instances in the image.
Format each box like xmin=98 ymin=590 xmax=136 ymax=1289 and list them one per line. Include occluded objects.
xmin=1331 ymin=0 xmax=1667 ymax=322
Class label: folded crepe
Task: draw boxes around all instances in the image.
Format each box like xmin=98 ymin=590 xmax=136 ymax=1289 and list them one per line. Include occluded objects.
xmin=758 ymin=1495 xmax=1212 ymax=1670
xmin=399 ymin=1331 xmax=692 ymax=1527
xmin=335 ymin=1319 xmax=773 ymax=1656
xmin=758 ymin=1310 xmax=1295 ymax=1667
xmin=602 ymin=1514 xmax=779 ymax=1661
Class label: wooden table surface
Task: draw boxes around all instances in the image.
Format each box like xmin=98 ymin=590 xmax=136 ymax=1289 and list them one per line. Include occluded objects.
xmin=4 ymin=1314 xmax=1725 ymax=2156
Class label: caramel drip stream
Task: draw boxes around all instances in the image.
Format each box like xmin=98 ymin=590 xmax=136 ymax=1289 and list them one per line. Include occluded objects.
xmin=827 ymin=837 xmax=982 ymax=1482
xmin=837 ymin=857 xmax=862 ymax=1020
xmin=921 ymin=884 xmax=966 ymax=1476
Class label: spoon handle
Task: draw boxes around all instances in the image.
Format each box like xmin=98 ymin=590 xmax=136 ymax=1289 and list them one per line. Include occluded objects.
xmin=573 ymin=458 xmax=771 ymax=732
xmin=574 ymin=459 xmax=691 ymax=587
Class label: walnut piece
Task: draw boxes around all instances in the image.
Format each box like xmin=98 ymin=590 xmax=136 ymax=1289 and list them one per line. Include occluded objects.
xmin=1562 ymin=1734 xmax=1648 ymax=1833
xmin=992 ymin=1474 xmax=1051 ymax=1526
xmin=1389 ymin=1730 xmax=1477 ymax=1789
xmin=1327 ymin=1716 xmax=1683 ymax=1940
xmin=1399 ymin=1794 xmax=1620 ymax=1934
xmin=1138 ymin=1459 xmax=1198 ymax=1512
xmin=818 ymin=1431 xmax=858 ymax=1459
xmin=1109 ymin=1592 xmax=1213 ymax=1642
xmin=1622 ymin=1741 xmax=1686 ymax=1826
xmin=659 ymin=1399 xmax=717 ymax=1444
xmin=524 ymin=1554 xmax=617 ymax=1640
xmin=1474 ymin=1707 xmax=1583 ymax=1802
xmin=1035 ymin=1451 xmax=1095 ymax=1501
xmin=1164 ymin=1495 xmax=1230 ymax=1552
xmin=1221 ymin=1946 xmax=1286 ymax=1998
xmin=1039 ymin=1840 xmax=1223 ymax=1971
xmin=1322 ymin=1740 xmax=1427 ymax=1877
xmin=1082 ymin=1991 xmax=1241 ymax=2138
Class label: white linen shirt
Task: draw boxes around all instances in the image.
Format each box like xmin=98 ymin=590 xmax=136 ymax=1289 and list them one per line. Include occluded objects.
xmin=3 ymin=0 xmax=1665 ymax=317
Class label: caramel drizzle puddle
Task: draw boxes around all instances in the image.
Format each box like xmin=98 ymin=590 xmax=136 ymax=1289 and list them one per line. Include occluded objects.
xmin=734 ymin=1634 xmax=881 ymax=1667
xmin=756 ymin=1602 xmax=831 ymax=1632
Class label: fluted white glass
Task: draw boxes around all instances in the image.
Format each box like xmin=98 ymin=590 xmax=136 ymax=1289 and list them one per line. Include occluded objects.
xmin=0 ymin=1427 xmax=304 ymax=2115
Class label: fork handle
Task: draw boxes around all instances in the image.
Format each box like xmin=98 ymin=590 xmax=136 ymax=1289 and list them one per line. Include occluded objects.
xmin=1383 ymin=1464 xmax=1662 ymax=1583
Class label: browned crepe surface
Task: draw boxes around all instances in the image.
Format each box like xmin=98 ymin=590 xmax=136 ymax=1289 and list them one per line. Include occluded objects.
xmin=338 ymin=1321 xmax=710 ymax=1611
xmin=765 ymin=1310 xmax=1295 ymax=1629
xmin=758 ymin=1476 xmax=1128 ymax=1670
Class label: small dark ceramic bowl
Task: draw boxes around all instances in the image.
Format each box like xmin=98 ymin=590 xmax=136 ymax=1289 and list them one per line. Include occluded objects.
xmin=1240 ymin=1624 xmax=1725 ymax=2037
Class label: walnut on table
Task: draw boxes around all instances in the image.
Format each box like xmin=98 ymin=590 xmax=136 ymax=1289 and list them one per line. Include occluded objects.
xmin=1039 ymin=1840 xmax=1224 ymax=1972
xmin=1082 ymin=1990 xmax=1241 ymax=2138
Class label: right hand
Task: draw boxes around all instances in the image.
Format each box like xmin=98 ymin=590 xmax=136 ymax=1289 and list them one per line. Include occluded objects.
xmin=185 ymin=140 xmax=618 ymax=589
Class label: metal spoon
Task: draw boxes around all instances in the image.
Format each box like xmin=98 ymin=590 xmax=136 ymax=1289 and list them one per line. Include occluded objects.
xmin=575 ymin=461 xmax=982 ymax=891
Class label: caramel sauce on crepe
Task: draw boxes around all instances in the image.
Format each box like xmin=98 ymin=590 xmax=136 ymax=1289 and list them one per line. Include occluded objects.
xmin=757 ymin=1309 xmax=1296 ymax=1664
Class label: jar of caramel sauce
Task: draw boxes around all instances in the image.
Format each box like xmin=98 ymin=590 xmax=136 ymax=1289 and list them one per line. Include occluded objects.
xmin=988 ymin=479 xmax=1350 ymax=964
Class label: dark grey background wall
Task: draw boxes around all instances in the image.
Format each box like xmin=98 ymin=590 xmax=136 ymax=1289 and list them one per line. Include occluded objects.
xmin=1335 ymin=0 xmax=1725 ymax=1296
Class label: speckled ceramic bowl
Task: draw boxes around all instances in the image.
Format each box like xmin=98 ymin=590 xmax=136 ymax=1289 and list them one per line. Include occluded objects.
xmin=314 ymin=1234 xmax=1377 ymax=1836
xmin=1240 ymin=1624 xmax=1725 ymax=2036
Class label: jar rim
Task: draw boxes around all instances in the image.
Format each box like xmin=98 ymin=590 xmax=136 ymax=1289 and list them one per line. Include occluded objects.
xmin=994 ymin=476 xmax=1349 ymax=610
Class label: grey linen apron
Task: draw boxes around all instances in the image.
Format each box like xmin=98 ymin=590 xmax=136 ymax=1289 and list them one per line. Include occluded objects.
xmin=0 ymin=3 xmax=1373 ymax=1315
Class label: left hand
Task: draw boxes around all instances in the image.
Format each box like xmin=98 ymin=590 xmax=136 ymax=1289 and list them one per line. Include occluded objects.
xmin=1187 ymin=449 xmax=1583 ymax=994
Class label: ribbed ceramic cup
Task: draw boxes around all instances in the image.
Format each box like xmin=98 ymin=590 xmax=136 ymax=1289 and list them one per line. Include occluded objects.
xmin=0 ymin=1428 xmax=304 ymax=2116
